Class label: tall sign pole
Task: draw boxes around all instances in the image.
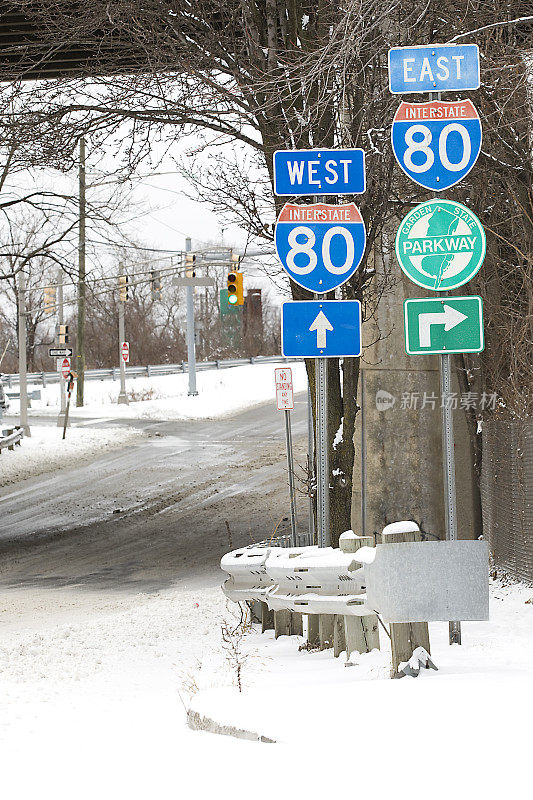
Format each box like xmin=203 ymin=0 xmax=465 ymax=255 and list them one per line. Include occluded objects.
xmin=390 ymin=43 xmax=484 ymax=645
xmin=118 ymin=263 xmax=128 ymax=405
xmin=274 ymin=150 xmax=366 ymax=548
xmin=185 ymin=237 xmax=198 ymax=396
xmin=275 ymin=367 xmax=298 ymax=546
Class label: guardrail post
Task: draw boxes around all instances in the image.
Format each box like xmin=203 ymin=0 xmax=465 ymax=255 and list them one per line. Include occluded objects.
xmin=274 ymin=610 xmax=291 ymax=639
xmin=340 ymin=532 xmax=380 ymax=660
xmin=261 ymin=602 xmax=274 ymax=633
xmin=182 ymin=361 xmax=186 ymax=373
xmin=382 ymin=525 xmax=430 ymax=678
xmin=216 ymin=360 xmax=220 ymax=369
xmin=41 ymin=371 xmax=46 ymax=387
xmin=307 ymin=615 xmax=319 ymax=648
xmin=147 ymin=365 xmax=151 ymax=377
xmin=319 ymin=615 xmax=335 ymax=650
xmin=112 ymin=367 xmax=117 ymax=381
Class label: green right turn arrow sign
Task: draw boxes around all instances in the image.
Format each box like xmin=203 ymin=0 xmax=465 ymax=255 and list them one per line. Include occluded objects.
xmin=404 ymin=296 xmax=484 ymax=355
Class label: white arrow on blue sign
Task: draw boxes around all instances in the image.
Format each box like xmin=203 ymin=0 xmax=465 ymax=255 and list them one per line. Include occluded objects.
xmin=391 ymin=99 xmax=482 ymax=191
xmin=273 ymin=148 xmax=365 ymax=196
xmin=281 ymin=300 xmax=362 ymax=358
xmin=275 ymin=202 xmax=366 ymax=294
xmin=388 ymin=43 xmax=480 ymax=94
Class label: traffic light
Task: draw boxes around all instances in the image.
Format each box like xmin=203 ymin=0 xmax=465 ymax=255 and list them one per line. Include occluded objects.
xmin=150 ymin=270 xmax=162 ymax=300
xmin=185 ymin=253 xmax=196 ymax=278
xmin=43 ymin=286 xmax=56 ymax=315
xmin=227 ymin=269 xmax=244 ymax=306
xmin=118 ymin=275 xmax=129 ymax=302
xmin=58 ymin=324 xmax=69 ymax=344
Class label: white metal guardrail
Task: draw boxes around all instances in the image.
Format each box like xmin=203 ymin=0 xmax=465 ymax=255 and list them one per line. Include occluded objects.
xmin=2 ymin=355 xmax=300 ymax=388
xmin=0 ymin=427 xmax=24 ymax=452
xmin=264 ymin=548 xmax=368 ymax=617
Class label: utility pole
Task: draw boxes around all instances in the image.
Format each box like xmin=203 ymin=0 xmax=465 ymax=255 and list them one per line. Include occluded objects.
xmin=56 ymin=269 xmax=67 ymax=427
xmin=17 ymin=270 xmax=30 ymax=437
xmin=185 ymin=237 xmax=198 ymax=396
xmin=118 ymin=263 xmax=128 ymax=404
xmin=76 ymin=136 xmax=86 ymax=407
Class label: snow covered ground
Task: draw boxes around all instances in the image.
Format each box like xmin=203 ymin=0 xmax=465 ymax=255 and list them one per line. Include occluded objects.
xmin=0 ymin=425 xmax=143 ymax=487
xmin=6 ymin=360 xmax=307 ymax=421
xmin=0 ymin=574 xmax=531 ymax=799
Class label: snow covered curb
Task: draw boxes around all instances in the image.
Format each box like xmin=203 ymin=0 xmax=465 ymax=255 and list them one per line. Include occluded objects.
xmin=187 ymin=708 xmax=275 ymax=743
xmin=0 ymin=425 xmax=143 ymax=487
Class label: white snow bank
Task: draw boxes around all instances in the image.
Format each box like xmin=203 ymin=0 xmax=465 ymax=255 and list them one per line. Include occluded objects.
xmin=0 ymin=575 xmax=531 ymax=798
xmin=0 ymin=425 xmax=142 ymax=487
xmin=7 ymin=361 xmax=307 ymax=421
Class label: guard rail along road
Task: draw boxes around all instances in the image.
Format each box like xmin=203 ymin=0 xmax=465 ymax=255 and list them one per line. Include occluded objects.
xmin=0 ymin=427 xmax=24 ymax=453
xmin=2 ymin=355 xmax=300 ymax=388
xmin=221 ymin=525 xmax=490 ymax=677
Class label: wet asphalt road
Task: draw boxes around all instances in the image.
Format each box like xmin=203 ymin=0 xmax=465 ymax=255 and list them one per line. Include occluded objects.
xmin=0 ymin=398 xmax=309 ymax=594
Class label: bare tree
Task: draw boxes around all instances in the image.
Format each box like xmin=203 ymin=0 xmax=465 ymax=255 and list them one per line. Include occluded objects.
xmin=1 ymin=1 xmax=531 ymax=542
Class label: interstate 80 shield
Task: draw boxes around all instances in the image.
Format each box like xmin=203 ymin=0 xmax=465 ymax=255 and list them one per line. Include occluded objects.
xmin=391 ymin=100 xmax=482 ymax=192
xmin=274 ymin=202 xmax=366 ymax=294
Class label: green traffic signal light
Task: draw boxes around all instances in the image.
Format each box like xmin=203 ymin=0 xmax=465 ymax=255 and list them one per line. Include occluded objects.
xmin=228 ymin=293 xmax=238 ymax=304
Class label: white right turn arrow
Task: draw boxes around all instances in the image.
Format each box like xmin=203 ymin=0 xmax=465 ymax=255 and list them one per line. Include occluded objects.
xmin=309 ymin=310 xmax=334 ymax=349
xmin=418 ymin=304 xmax=468 ymax=347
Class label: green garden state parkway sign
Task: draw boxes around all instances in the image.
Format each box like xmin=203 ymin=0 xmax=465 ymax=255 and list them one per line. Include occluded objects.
xmin=395 ymin=199 xmax=486 ymax=291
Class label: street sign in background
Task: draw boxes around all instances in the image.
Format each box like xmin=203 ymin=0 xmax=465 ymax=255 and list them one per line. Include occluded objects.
xmin=49 ymin=347 xmax=73 ymax=358
xmin=388 ymin=43 xmax=480 ymax=94
xmin=275 ymin=203 xmax=366 ymax=294
xmin=61 ymin=358 xmax=71 ymax=379
xmin=404 ymin=296 xmax=484 ymax=355
xmin=391 ymin=100 xmax=482 ymax=191
xmin=273 ymin=148 xmax=365 ymax=196
xmin=281 ymin=300 xmax=362 ymax=358
xmin=121 ymin=341 xmax=130 ymax=363
xmin=395 ymin=199 xmax=486 ymax=291
xmin=275 ymin=367 xmax=294 ymax=411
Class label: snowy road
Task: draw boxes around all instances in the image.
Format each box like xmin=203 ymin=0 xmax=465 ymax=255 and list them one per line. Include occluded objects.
xmin=0 ymin=397 xmax=308 ymax=597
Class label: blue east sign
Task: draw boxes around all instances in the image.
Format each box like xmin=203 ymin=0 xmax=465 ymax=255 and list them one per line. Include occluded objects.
xmin=273 ymin=148 xmax=365 ymax=196
xmin=391 ymin=100 xmax=482 ymax=192
xmin=274 ymin=203 xmax=366 ymax=294
xmin=281 ymin=300 xmax=362 ymax=358
xmin=388 ymin=44 xmax=480 ymax=94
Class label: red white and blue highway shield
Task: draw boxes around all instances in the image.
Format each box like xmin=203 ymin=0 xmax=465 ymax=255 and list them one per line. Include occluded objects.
xmin=274 ymin=202 xmax=366 ymax=294
xmin=391 ymin=100 xmax=482 ymax=192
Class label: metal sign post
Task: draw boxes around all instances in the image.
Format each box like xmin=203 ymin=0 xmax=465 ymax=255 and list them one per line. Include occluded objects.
xmin=185 ymin=237 xmax=198 ymax=397
xmin=307 ymin=384 xmax=315 ymax=546
xmin=275 ymin=367 xmax=298 ymax=546
xmin=315 ymin=356 xmax=329 ymax=548
xmin=118 ymin=264 xmax=128 ymax=405
xmin=284 ymin=410 xmax=298 ymax=547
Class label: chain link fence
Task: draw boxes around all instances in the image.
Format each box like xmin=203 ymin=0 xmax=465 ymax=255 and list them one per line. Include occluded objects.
xmin=481 ymin=419 xmax=533 ymax=583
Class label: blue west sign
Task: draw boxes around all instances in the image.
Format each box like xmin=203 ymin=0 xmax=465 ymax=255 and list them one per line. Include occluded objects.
xmin=391 ymin=99 xmax=482 ymax=192
xmin=273 ymin=148 xmax=365 ymax=196
xmin=388 ymin=44 xmax=480 ymax=94
xmin=274 ymin=203 xmax=366 ymax=294
xmin=281 ymin=300 xmax=362 ymax=358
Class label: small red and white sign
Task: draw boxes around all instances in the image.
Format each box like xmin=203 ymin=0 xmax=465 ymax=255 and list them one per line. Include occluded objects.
xmin=61 ymin=357 xmax=71 ymax=379
xmin=121 ymin=341 xmax=130 ymax=363
xmin=275 ymin=367 xmax=294 ymax=411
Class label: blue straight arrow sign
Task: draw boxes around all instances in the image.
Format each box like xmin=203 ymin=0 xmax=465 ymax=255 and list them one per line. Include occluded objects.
xmin=281 ymin=300 xmax=362 ymax=358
